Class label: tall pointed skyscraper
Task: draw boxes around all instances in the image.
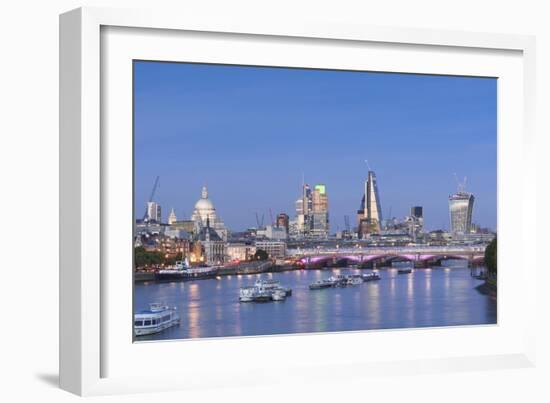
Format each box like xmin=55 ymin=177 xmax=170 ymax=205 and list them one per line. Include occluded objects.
xmin=364 ymin=170 xmax=383 ymax=232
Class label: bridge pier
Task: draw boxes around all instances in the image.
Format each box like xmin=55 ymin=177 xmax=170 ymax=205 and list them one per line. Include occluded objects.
xmin=414 ymin=260 xmax=429 ymax=268
xmin=359 ymin=261 xmax=373 ymax=269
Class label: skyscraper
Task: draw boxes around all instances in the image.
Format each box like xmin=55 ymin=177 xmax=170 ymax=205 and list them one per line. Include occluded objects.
xmin=293 ymin=182 xmax=329 ymax=238
xmin=311 ymin=184 xmax=329 ymax=238
xmin=276 ymin=213 xmax=290 ymax=232
xmin=146 ymin=201 xmax=162 ymax=223
xmin=364 ymin=170 xmax=382 ymax=232
xmin=410 ymin=206 xmax=423 ymax=219
xmin=449 ymin=191 xmax=474 ymax=234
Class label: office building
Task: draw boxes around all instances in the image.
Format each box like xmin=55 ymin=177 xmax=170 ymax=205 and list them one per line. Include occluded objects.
xmin=276 ymin=213 xmax=290 ymax=232
xmin=294 ymin=182 xmax=329 ymax=238
xmin=449 ymin=191 xmax=475 ymax=234
xmin=146 ymin=201 xmax=162 ymax=223
xmin=410 ymin=206 xmax=423 ymax=219
xmin=358 ymin=170 xmax=383 ymax=237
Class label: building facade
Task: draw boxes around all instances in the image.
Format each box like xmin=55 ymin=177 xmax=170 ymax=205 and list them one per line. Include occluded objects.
xmin=226 ymin=243 xmax=257 ymax=262
xmin=365 ymin=171 xmax=382 ymax=231
xmin=293 ymin=182 xmax=329 ymax=238
xmin=254 ymin=240 xmax=286 ymax=259
xmin=195 ymin=218 xmax=226 ymax=265
xmin=167 ymin=208 xmax=177 ymax=225
xmin=146 ymin=201 xmax=162 ymax=223
xmin=449 ymin=191 xmax=475 ymax=234
xmin=276 ymin=213 xmax=290 ymax=233
xmin=357 ymin=170 xmax=383 ymax=237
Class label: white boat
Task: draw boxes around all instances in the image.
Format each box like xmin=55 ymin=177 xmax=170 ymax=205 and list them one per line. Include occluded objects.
xmin=271 ymin=289 xmax=287 ymax=301
xmin=239 ymin=286 xmax=257 ymax=302
xmin=134 ymin=303 xmax=180 ymax=336
xmin=239 ymin=279 xmax=291 ymax=302
xmin=255 ymin=279 xmax=292 ymax=296
xmin=346 ymin=276 xmax=363 ymax=286
xmin=156 ymin=258 xmax=220 ymax=281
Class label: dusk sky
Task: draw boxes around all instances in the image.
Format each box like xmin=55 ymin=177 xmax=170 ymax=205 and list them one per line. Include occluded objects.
xmin=134 ymin=61 xmax=497 ymax=232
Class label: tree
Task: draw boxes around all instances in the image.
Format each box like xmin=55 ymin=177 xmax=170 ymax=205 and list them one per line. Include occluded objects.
xmin=134 ymin=246 xmax=163 ymax=268
xmin=254 ymin=249 xmax=269 ymax=261
xmin=485 ymin=238 xmax=497 ymax=274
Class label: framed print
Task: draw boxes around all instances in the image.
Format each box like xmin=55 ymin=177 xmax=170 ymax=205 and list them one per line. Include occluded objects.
xmin=60 ymin=7 xmax=537 ymax=396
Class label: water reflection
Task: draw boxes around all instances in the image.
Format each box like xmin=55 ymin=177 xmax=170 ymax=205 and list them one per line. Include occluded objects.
xmin=134 ymin=264 xmax=496 ymax=341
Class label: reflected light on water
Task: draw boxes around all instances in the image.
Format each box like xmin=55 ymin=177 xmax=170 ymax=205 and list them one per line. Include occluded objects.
xmin=407 ymin=274 xmax=414 ymax=302
xmin=134 ymin=266 xmax=496 ymax=340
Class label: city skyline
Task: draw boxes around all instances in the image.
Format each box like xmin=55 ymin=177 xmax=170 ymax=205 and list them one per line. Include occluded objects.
xmin=134 ymin=61 xmax=497 ymax=232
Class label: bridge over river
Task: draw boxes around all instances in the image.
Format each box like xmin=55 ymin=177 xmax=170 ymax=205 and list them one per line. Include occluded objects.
xmin=287 ymin=245 xmax=487 ymax=268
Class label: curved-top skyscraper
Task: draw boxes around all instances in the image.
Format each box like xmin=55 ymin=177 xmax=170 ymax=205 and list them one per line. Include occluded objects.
xmin=449 ymin=191 xmax=475 ymax=234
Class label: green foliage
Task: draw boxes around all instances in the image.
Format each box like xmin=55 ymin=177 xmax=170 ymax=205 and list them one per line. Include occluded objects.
xmin=254 ymin=249 xmax=269 ymax=261
xmin=485 ymin=238 xmax=497 ymax=273
xmin=134 ymin=246 xmax=163 ymax=268
xmin=164 ymin=252 xmax=183 ymax=267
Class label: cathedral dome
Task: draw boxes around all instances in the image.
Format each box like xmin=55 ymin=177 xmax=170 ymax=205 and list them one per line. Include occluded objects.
xmin=194 ymin=197 xmax=214 ymax=211
xmin=192 ymin=186 xmax=217 ymax=222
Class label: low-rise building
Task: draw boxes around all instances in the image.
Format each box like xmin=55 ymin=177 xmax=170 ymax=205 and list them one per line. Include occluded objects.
xmin=254 ymin=240 xmax=286 ymax=259
xmin=226 ymin=242 xmax=256 ymax=262
xmin=256 ymin=225 xmax=287 ymax=240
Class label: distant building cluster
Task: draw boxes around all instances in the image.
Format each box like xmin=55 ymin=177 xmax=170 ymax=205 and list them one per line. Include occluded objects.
xmin=290 ymin=183 xmax=329 ymax=239
xmin=135 ymin=168 xmax=495 ymax=268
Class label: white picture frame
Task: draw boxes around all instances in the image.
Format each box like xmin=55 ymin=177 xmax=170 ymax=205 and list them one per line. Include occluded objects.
xmin=59 ymin=6 xmax=537 ymax=396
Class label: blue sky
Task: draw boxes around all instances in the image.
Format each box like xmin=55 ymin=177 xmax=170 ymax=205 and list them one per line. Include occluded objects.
xmin=134 ymin=61 xmax=497 ymax=232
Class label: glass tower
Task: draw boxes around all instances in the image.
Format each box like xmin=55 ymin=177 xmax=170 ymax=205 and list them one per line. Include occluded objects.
xmin=449 ymin=192 xmax=474 ymax=234
xmin=365 ymin=171 xmax=382 ymax=231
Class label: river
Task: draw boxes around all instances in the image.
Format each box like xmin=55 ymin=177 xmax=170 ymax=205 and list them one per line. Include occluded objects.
xmin=134 ymin=261 xmax=496 ymax=341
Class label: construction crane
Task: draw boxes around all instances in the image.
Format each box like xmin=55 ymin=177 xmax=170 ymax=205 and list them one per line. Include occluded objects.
xmin=454 ymin=173 xmax=467 ymax=192
xmin=269 ymin=208 xmax=275 ymax=226
xmin=142 ymin=175 xmax=160 ymax=221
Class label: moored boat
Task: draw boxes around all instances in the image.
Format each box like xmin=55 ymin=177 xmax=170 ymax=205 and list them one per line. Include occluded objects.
xmin=155 ymin=258 xmax=220 ymax=281
xmin=239 ymin=278 xmax=292 ymax=302
xmin=397 ymin=268 xmax=412 ymax=274
xmin=309 ymin=279 xmax=336 ymax=290
xmin=134 ymin=303 xmax=180 ymax=336
xmin=362 ymin=272 xmax=381 ymax=281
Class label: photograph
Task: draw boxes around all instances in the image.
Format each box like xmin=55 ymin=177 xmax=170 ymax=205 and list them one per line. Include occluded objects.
xmin=132 ymin=60 xmax=497 ymax=341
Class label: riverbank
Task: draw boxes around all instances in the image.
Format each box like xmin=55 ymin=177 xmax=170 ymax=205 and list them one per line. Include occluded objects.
xmin=135 ymin=262 xmax=480 ymax=282
xmin=134 ymin=261 xmax=299 ymax=282
xmin=475 ymin=275 xmax=497 ymax=298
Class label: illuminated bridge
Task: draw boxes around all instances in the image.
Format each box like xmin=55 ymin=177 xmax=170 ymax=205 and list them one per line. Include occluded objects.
xmin=287 ymin=245 xmax=487 ymax=268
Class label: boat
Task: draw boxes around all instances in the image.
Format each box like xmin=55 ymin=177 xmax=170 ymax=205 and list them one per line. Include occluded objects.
xmin=255 ymin=279 xmax=292 ymax=296
xmin=155 ymin=258 xmax=220 ymax=281
xmin=397 ymin=268 xmax=412 ymax=274
xmin=346 ymin=276 xmax=363 ymax=286
xmin=239 ymin=286 xmax=257 ymax=302
xmin=309 ymin=279 xmax=336 ymax=290
xmin=271 ymin=289 xmax=287 ymax=301
xmin=134 ymin=303 xmax=180 ymax=336
xmin=362 ymin=272 xmax=381 ymax=282
xmin=239 ymin=279 xmax=292 ymax=302
xmin=329 ymin=275 xmax=348 ymax=287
